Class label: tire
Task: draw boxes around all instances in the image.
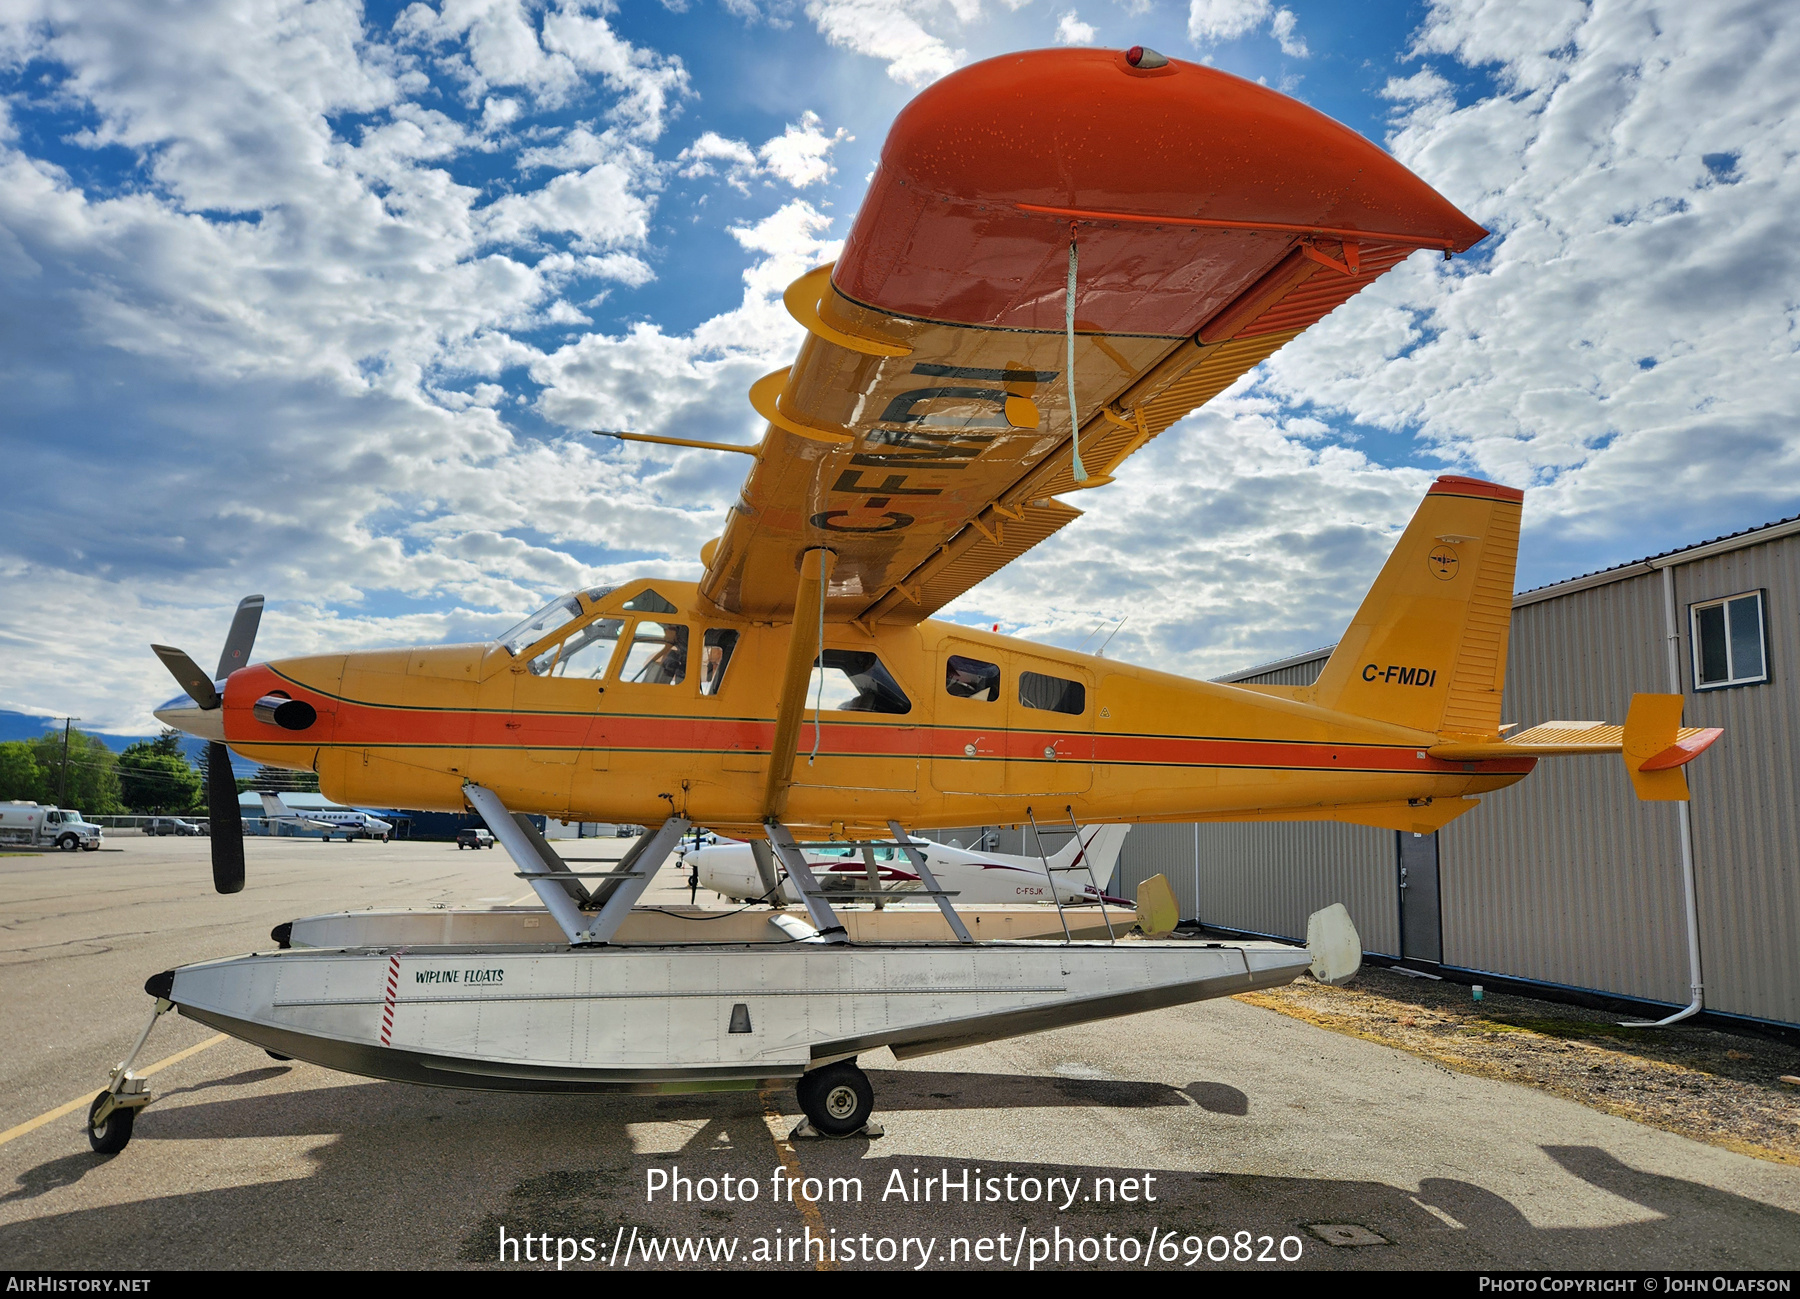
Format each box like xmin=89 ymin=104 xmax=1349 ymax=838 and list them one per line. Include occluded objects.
xmin=796 ymin=1060 xmax=874 ymax=1137
xmin=266 ymin=1050 xmax=293 ymax=1061
xmin=86 ymin=1092 xmax=134 ymax=1155
xmin=57 ymin=835 xmax=78 ymax=852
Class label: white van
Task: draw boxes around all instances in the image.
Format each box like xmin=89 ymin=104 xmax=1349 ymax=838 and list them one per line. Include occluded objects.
xmin=0 ymin=802 xmax=105 ymax=851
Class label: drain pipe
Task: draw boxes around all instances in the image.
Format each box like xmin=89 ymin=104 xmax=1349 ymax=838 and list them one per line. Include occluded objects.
xmin=1623 ymin=561 xmax=1704 ymax=1027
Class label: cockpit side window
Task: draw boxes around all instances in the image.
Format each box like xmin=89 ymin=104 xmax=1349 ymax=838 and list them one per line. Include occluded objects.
xmin=701 ymin=629 xmax=740 ymax=697
xmin=808 ymin=650 xmax=911 ymax=714
xmin=945 ymin=653 xmax=1001 ymax=702
xmin=497 ymin=595 xmax=581 ymax=656
xmin=620 ymin=622 xmax=689 ymax=685
xmin=529 ymin=618 xmax=625 ymax=678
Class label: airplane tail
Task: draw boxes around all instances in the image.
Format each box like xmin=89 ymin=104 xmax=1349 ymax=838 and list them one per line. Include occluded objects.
xmin=258 ymin=792 xmax=289 ymax=819
xmin=1048 ymin=823 xmax=1130 ymax=883
xmin=1308 ymin=476 xmax=1523 ymax=741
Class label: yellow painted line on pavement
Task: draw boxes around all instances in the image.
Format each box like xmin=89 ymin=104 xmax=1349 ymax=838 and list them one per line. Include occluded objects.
xmin=0 ymin=1033 xmax=230 ymax=1148
xmin=760 ymin=1092 xmax=837 ymax=1272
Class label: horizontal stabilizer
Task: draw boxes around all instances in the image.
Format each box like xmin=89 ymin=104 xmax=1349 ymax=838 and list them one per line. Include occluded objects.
xmin=1428 ymin=694 xmax=1722 ymax=803
xmin=1430 ymin=721 xmax=1721 ymax=765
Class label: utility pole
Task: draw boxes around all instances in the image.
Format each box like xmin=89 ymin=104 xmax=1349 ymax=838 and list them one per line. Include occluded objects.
xmin=55 ymin=717 xmax=81 ymax=805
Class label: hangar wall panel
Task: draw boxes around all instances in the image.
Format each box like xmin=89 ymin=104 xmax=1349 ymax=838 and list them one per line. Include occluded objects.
xmin=1439 ymin=574 xmax=1690 ymax=1003
xmin=1114 ymin=820 xmax=1399 ymax=955
xmin=1441 ymin=532 xmax=1800 ymax=1025
xmin=1671 ymin=542 xmax=1800 ymax=1026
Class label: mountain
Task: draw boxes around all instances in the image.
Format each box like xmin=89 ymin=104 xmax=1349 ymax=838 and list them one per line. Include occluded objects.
xmin=0 ymin=710 xmax=257 ymax=775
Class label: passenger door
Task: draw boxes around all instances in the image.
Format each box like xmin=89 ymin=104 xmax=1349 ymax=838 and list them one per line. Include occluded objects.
xmin=1005 ymin=657 xmax=1094 ymax=796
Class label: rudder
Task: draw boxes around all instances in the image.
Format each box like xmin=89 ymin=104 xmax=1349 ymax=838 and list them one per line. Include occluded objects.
xmin=1309 ymin=476 xmax=1523 ymax=739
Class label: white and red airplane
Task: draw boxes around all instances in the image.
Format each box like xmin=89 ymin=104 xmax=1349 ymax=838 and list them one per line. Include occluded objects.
xmin=684 ymin=824 xmax=1131 ymax=907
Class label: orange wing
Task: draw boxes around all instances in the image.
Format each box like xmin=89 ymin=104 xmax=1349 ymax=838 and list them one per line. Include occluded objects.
xmin=696 ymin=48 xmax=1484 ymax=625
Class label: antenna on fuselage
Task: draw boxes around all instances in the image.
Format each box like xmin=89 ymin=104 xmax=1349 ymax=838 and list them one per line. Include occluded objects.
xmin=1095 ymin=616 xmax=1129 ymax=658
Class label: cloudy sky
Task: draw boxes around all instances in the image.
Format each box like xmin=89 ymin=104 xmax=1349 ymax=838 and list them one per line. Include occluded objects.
xmin=1 ymin=0 xmax=1795 ymax=731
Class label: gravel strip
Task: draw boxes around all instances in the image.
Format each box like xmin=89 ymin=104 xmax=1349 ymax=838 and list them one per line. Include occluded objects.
xmin=1236 ymin=966 xmax=1800 ymax=1165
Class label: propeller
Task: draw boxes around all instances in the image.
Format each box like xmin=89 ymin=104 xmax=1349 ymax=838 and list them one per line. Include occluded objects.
xmin=152 ymin=595 xmax=264 ymax=894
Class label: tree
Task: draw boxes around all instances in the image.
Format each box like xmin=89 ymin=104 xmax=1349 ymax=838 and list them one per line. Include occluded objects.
xmin=118 ymin=730 xmax=203 ymax=814
xmin=27 ymin=729 xmax=123 ymax=814
xmin=0 ymin=741 xmax=46 ymax=802
xmin=253 ymin=764 xmax=320 ymax=793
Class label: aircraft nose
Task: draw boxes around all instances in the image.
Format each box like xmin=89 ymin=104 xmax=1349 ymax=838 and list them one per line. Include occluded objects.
xmin=154 ymin=692 xmax=227 ymax=742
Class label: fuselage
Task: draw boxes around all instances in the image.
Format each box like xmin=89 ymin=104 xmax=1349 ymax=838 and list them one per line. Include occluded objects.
xmin=203 ymin=577 xmax=1532 ymax=839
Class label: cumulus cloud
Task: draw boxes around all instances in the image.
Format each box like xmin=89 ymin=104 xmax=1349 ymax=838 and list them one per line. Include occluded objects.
xmin=803 ymin=0 xmax=965 ymax=86
xmin=1056 ymin=11 xmax=1097 ymax=44
xmin=758 ymin=111 xmax=853 ymax=187
xmin=0 ymin=0 xmax=830 ymax=727
xmin=1259 ymin=0 xmax=1800 ymax=579
xmin=677 ymin=112 xmax=851 ymax=193
xmin=1187 ymin=0 xmax=1306 ymax=56
xmin=944 ymin=0 xmax=1800 ymax=675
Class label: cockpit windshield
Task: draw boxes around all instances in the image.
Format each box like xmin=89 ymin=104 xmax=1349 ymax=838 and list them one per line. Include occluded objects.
xmin=496 ymin=595 xmax=581 ymax=656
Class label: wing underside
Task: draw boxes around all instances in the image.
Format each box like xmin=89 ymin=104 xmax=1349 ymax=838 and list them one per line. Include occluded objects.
xmin=694 ymin=51 xmax=1485 ymax=625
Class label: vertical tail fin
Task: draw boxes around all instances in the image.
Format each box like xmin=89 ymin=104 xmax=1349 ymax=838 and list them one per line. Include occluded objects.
xmin=258 ymin=792 xmax=289 ymax=819
xmin=1309 ymin=476 xmax=1523 ymax=739
xmin=1049 ymin=823 xmax=1131 ymax=878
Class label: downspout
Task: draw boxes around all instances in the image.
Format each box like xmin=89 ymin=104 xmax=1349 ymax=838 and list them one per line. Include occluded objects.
xmin=1623 ymin=561 xmax=1704 ymax=1027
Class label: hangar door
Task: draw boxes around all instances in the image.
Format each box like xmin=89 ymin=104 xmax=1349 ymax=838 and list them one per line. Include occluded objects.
xmin=1397 ymin=832 xmax=1442 ymax=964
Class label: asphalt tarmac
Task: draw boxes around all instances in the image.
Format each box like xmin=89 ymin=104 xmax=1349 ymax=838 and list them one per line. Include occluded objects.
xmin=3 ymin=836 xmax=1797 ymax=1272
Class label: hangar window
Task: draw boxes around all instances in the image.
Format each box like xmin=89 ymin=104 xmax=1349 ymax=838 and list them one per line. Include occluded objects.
xmin=1691 ymin=591 xmax=1767 ymax=689
xmin=620 ymin=622 xmax=689 ymax=685
xmin=945 ymin=654 xmax=1001 ymax=702
xmin=700 ymin=629 xmax=740 ymax=696
xmin=1019 ymin=670 xmax=1086 ymax=716
xmin=807 ymin=650 xmax=912 ymax=714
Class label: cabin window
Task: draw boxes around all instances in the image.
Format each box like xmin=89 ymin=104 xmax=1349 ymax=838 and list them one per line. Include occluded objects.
xmin=530 ymin=618 xmax=624 ymax=678
xmin=1691 ymin=591 xmax=1767 ymax=689
xmin=701 ymin=629 xmax=740 ymax=696
xmin=813 ymin=845 xmax=896 ymax=862
xmin=807 ymin=650 xmax=911 ymax=714
xmin=497 ymin=595 xmax=581 ymax=656
xmin=945 ymin=654 xmax=1001 ymax=702
xmin=623 ymin=589 xmax=679 ymax=614
xmin=1019 ymin=670 xmax=1086 ymax=715
xmin=620 ymin=622 xmax=689 ymax=685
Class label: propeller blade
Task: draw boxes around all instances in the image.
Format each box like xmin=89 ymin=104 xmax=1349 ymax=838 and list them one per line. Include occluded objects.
xmin=151 ymin=645 xmax=221 ymax=709
xmin=207 ymin=742 xmax=245 ymax=894
xmin=214 ymin=595 xmax=265 ymax=680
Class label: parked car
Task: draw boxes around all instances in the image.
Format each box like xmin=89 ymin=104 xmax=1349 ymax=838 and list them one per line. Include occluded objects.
xmin=456 ymin=828 xmax=495 ymax=850
xmin=145 ymin=817 xmax=204 ymax=836
xmin=615 ymin=824 xmax=643 ymax=838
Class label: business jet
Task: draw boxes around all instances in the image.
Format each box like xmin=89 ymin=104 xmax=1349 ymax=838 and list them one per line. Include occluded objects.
xmin=257 ymin=793 xmax=394 ymax=842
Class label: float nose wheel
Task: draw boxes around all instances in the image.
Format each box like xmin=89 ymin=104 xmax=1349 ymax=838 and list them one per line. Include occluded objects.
xmin=87 ymin=981 xmax=178 ymax=1155
xmin=86 ymin=1090 xmax=137 ymax=1154
xmin=795 ymin=1060 xmax=875 ymax=1137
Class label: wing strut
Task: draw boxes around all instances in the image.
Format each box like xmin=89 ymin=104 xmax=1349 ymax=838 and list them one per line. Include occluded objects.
xmin=762 ymin=547 xmax=835 ymax=819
